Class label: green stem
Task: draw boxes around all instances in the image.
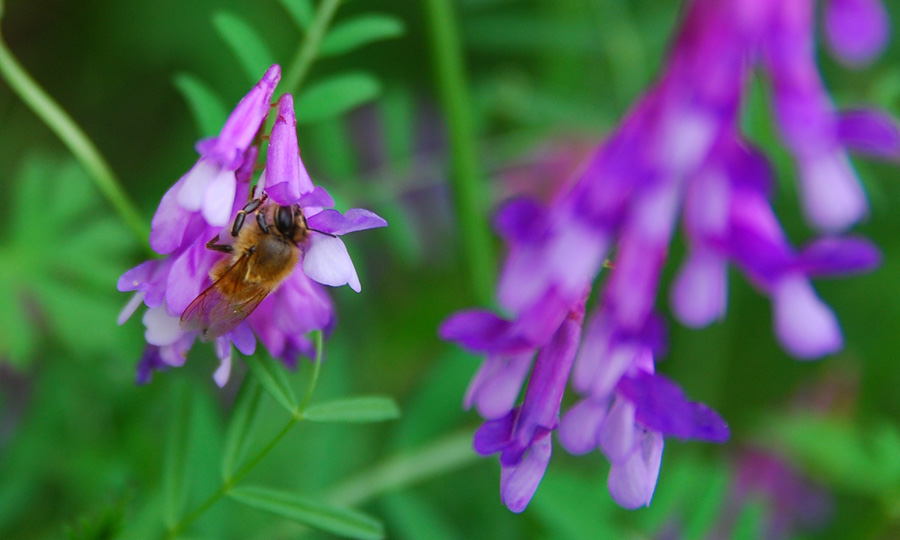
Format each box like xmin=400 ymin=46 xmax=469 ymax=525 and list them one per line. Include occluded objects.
xmin=282 ymin=0 xmax=343 ymax=94
xmin=0 ymin=17 xmax=150 ymax=249
xmin=166 ymin=332 xmax=324 ymax=539
xmin=424 ymin=0 xmax=495 ymax=305
xmin=325 ymin=430 xmax=479 ymax=507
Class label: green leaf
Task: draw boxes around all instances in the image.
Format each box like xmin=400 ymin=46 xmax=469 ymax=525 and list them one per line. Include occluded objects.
xmin=295 ymin=72 xmax=381 ymax=124
xmin=277 ymin=0 xmax=314 ymax=30
xmin=304 ymin=396 xmax=400 ymax=423
xmin=229 ymin=486 xmax=384 ymax=540
xmin=163 ymin=381 xmax=193 ymax=528
xmin=212 ymin=12 xmax=276 ymax=83
xmin=243 ymin=352 xmax=298 ymax=414
xmin=764 ymin=414 xmax=900 ymax=495
xmin=173 ymin=73 xmax=229 ymax=137
xmin=221 ymin=377 xmax=263 ymax=478
xmin=320 ymin=14 xmax=406 ymax=57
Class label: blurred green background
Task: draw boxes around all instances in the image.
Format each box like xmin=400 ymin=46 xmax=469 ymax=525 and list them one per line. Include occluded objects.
xmin=1 ymin=0 xmax=900 ymax=539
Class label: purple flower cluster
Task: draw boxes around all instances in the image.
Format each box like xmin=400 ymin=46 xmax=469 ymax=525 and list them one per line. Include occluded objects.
xmin=119 ymin=65 xmax=386 ymax=386
xmin=441 ymin=0 xmax=895 ymax=512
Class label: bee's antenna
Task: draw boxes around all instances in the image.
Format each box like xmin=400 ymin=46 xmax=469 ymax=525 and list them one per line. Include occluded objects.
xmin=310 ymin=228 xmax=337 ymax=238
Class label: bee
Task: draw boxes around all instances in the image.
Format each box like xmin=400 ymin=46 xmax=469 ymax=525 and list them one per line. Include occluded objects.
xmin=180 ymin=195 xmax=310 ymax=341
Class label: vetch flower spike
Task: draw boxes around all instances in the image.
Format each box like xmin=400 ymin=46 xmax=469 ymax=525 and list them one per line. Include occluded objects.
xmin=441 ymin=0 xmax=893 ymax=513
xmin=119 ymin=66 xmax=386 ymax=385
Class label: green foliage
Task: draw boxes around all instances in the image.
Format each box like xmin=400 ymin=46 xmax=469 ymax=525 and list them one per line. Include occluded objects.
xmin=229 ymin=486 xmax=384 ymax=540
xmin=220 ymin=377 xmax=264 ymax=479
xmin=243 ymin=352 xmax=300 ymax=414
xmin=2 ymin=1 xmax=900 ymax=539
xmin=172 ymin=74 xmax=229 ymax=137
xmin=763 ymin=414 xmax=900 ymax=496
xmin=320 ymin=14 xmax=406 ymax=57
xmin=295 ymin=72 xmax=382 ymax=124
xmin=303 ymin=395 xmax=400 ymax=423
xmin=277 ymin=0 xmax=314 ymax=31
xmin=212 ymin=12 xmax=277 ymax=84
xmin=0 ymin=156 xmax=133 ymax=368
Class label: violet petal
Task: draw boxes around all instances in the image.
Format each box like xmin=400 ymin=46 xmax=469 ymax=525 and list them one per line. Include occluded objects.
xmin=617 ymin=371 xmax=730 ymax=442
xmin=307 ymin=208 xmax=388 ymax=236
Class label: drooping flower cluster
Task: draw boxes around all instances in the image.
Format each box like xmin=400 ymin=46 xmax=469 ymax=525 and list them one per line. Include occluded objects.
xmin=441 ymin=0 xmax=895 ymax=511
xmin=119 ymin=65 xmax=387 ymax=385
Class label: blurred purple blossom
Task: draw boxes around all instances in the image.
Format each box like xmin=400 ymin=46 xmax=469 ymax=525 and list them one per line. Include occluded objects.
xmin=119 ymin=66 xmax=386 ymax=386
xmin=441 ymin=0 xmax=893 ymax=513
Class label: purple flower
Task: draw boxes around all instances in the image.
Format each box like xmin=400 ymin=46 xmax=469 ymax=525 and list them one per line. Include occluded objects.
xmin=707 ymin=449 xmax=833 ymax=540
xmin=441 ymin=0 xmax=893 ymax=513
xmin=119 ymin=66 xmax=386 ymax=385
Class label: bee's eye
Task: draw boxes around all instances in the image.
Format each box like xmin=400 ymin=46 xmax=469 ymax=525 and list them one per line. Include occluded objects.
xmin=274 ymin=206 xmax=295 ymax=235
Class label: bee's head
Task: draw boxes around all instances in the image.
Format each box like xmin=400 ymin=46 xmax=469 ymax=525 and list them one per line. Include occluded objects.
xmin=274 ymin=204 xmax=308 ymax=242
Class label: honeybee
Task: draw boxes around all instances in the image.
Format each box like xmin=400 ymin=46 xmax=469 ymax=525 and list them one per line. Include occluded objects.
xmin=180 ymin=195 xmax=310 ymax=340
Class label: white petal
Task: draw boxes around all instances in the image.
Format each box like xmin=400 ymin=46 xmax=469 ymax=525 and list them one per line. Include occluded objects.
xmin=214 ymin=337 xmax=232 ymax=387
xmin=773 ymin=274 xmax=842 ymax=359
xmin=177 ymin=160 xmax=216 ymax=211
xmin=118 ymin=291 xmax=146 ymax=325
xmin=143 ymin=304 xmax=183 ymax=346
xmin=202 ymin=168 xmax=237 ymax=226
xmin=798 ymin=150 xmax=867 ymax=232
xmin=302 ymin=234 xmax=361 ymax=292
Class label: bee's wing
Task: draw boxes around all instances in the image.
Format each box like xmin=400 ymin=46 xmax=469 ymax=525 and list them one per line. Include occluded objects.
xmin=180 ymin=254 xmax=273 ymax=341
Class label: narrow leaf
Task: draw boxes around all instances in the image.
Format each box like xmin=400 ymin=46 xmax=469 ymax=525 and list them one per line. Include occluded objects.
xmin=243 ymin=353 xmax=298 ymax=414
xmin=295 ymin=72 xmax=381 ymax=124
xmin=173 ymin=73 xmax=229 ymax=137
xmin=163 ymin=381 xmax=193 ymax=527
xmin=230 ymin=486 xmax=384 ymax=540
xmin=320 ymin=14 xmax=406 ymax=57
xmin=221 ymin=376 xmax=263 ymax=479
xmin=212 ymin=12 xmax=277 ymax=83
xmin=304 ymin=396 xmax=400 ymax=423
xmin=277 ymin=0 xmax=314 ymax=30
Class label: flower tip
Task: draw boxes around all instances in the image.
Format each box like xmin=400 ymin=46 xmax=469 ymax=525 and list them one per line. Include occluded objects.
xmin=773 ymin=276 xmax=843 ymax=359
xmin=824 ymin=0 xmax=890 ymax=65
xmin=275 ymin=93 xmax=296 ymax=123
xmin=262 ymin=64 xmax=282 ymax=86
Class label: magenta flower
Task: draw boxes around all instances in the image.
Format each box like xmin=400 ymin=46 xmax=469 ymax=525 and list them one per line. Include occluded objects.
xmin=119 ymin=66 xmax=386 ymax=385
xmin=441 ymin=0 xmax=893 ymax=512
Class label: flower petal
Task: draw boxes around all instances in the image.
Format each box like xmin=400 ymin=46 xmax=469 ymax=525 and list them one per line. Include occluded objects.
xmin=824 ymin=0 xmax=890 ymax=65
xmin=143 ymin=304 xmax=183 ymax=347
xmin=617 ymin=371 xmax=730 ymax=442
xmin=297 ymin=185 xmax=335 ymax=210
xmin=837 ymin=109 xmax=900 ymax=159
xmin=794 ymin=236 xmax=882 ymax=277
xmin=473 ymin=410 xmax=516 ymax=455
xmin=307 ymin=208 xmax=388 ymax=236
xmin=465 ymin=353 xmax=533 ymax=420
xmin=797 ymin=150 xmax=867 ymax=232
xmin=607 ymin=430 xmax=664 ymax=509
xmin=500 ymin=433 xmax=552 ymax=513
xmin=670 ymin=248 xmax=728 ymax=328
xmin=772 ymin=274 xmax=843 ymax=359
xmin=202 ymin=168 xmax=237 ymax=227
xmin=302 ymin=234 xmax=361 ymax=292
xmin=559 ymin=399 xmax=606 ymax=455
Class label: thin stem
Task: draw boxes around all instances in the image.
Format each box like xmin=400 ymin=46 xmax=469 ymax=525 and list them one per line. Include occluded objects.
xmin=424 ymin=0 xmax=496 ymax=305
xmin=0 ymin=17 xmax=151 ymax=249
xmin=283 ymin=0 xmax=343 ymax=94
xmin=325 ymin=430 xmax=480 ymax=507
xmin=166 ymin=332 xmax=325 ymax=539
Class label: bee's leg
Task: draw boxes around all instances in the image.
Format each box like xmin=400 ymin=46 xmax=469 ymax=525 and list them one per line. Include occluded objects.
xmin=256 ymin=210 xmax=270 ymax=234
xmin=231 ymin=197 xmax=266 ymax=237
xmin=206 ymin=235 xmax=234 ymax=253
